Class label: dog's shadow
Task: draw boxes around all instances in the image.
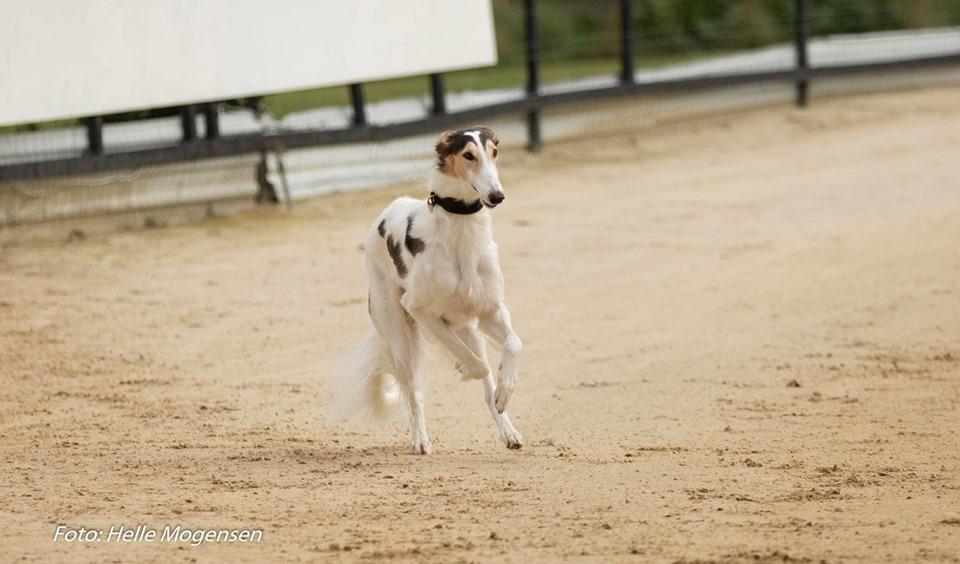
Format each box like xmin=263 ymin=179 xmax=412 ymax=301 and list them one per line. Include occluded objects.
xmin=262 ymin=439 xmax=530 ymax=467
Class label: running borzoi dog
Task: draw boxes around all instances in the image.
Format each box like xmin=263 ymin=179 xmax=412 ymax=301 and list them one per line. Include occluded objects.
xmin=330 ymin=126 xmax=523 ymax=454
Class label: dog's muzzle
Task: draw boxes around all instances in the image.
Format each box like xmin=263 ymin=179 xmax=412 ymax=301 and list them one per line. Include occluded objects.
xmin=486 ymin=191 xmax=505 ymax=207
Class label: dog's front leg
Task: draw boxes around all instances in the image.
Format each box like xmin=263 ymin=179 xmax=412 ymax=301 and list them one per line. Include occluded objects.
xmin=480 ymin=304 xmax=522 ymax=413
xmin=404 ymin=306 xmax=489 ymax=380
xmin=457 ymin=326 xmax=524 ymax=449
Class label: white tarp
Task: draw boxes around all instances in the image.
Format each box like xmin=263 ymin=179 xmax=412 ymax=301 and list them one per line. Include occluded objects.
xmin=0 ymin=0 xmax=497 ymax=126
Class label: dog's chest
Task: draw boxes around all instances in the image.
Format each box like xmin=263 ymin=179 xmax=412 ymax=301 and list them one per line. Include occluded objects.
xmin=412 ymin=225 xmax=502 ymax=318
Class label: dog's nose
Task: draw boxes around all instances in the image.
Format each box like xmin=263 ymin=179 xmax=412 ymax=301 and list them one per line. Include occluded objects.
xmin=489 ymin=191 xmax=505 ymax=205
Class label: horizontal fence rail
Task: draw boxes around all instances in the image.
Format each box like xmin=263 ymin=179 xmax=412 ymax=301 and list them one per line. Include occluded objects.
xmin=2 ymin=0 xmax=960 ymax=185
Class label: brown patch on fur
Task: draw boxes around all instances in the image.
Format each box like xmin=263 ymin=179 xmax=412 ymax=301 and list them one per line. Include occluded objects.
xmin=482 ymin=138 xmax=498 ymax=161
xmin=449 ymin=151 xmax=473 ymax=181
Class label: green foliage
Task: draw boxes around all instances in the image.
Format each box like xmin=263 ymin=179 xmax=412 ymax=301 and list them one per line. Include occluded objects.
xmin=493 ymin=0 xmax=960 ymax=57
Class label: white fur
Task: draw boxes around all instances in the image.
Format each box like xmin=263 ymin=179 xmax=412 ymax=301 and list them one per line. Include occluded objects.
xmin=326 ymin=330 xmax=401 ymax=424
xmin=330 ymin=138 xmax=523 ymax=455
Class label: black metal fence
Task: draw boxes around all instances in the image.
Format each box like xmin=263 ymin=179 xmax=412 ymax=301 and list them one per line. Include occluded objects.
xmin=1 ymin=0 xmax=959 ymax=185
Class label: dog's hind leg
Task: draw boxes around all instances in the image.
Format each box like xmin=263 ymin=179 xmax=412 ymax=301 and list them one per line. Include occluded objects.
xmin=456 ymin=326 xmax=523 ymax=450
xmin=395 ymin=349 xmax=430 ymax=455
xmin=368 ymin=276 xmax=430 ymax=455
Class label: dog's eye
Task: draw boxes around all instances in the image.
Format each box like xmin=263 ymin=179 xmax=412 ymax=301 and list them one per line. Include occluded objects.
xmin=463 ymin=153 xmax=475 ymax=161
xmin=492 ymin=148 xmax=498 ymax=158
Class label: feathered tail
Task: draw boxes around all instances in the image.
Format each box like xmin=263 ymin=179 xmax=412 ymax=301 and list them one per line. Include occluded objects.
xmin=327 ymin=330 xmax=402 ymax=424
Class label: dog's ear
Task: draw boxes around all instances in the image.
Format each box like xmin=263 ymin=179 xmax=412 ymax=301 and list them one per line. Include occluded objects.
xmin=473 ymin=125 xmax=499 ymax=146
xmin=435 ymin=130 xmax=457 ymax=158
xmin=435 ymin=130 xmax=458 ymax=171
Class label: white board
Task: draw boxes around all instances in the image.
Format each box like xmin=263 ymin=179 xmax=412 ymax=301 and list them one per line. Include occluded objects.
xmin=0 ymin=0 xmax=497 ymax=126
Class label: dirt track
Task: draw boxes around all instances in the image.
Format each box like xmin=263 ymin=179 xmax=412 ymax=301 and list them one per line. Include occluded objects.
xmin=2 ymin=86 xmax=960 ymax=563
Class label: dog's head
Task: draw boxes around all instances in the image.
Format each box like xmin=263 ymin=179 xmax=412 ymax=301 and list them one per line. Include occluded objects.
xmin=434 ymin=126 xmax=505 ymax=208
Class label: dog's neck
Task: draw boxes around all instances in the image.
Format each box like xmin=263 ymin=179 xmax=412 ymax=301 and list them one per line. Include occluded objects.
xmin=426 ymin=168 xmax=492 ymax=257
xmin=428 ymin=169 xmax=484 ymax=212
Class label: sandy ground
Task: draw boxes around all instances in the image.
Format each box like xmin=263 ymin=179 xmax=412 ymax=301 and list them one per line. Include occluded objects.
xmin=2 ymin=86 xmax=960 ymax=563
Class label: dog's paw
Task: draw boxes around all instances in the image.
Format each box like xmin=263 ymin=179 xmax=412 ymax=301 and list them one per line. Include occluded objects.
xmin=501 ymin=428 xmax=523 ymax=450
xmin=409 ymin=438 xmax=432 ymax=455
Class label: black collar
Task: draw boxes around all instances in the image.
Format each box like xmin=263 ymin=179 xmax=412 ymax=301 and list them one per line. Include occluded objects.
xmin=427 ymin=192 xmax=484 ymax=215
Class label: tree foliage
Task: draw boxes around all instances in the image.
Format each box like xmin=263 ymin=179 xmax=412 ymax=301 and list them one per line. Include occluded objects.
xmin=493 ymin=0 xmax=960 ymax=61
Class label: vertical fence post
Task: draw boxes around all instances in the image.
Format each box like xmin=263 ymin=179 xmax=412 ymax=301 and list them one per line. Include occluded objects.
xmin=429 ymin=74 xmax=447 ymax=115
xmin=793 ymin=0 xmax=809 ymax=107
xmin=619 ymin=0 xmax=636 ymax=85
xmin=180 ymin=105 xmax=197 ymax=142
xmin=270 ymin=142 xmax=294 ymax=213
xmin=203 ymin=103 xmax=220 ymax=138
xmin=524 ymin=0 xmax=542 ymax=151
xmin=84 ymin=116 xmax=103 ymax=155
xmin=349 ymin=83 xmax=367 ymax=127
